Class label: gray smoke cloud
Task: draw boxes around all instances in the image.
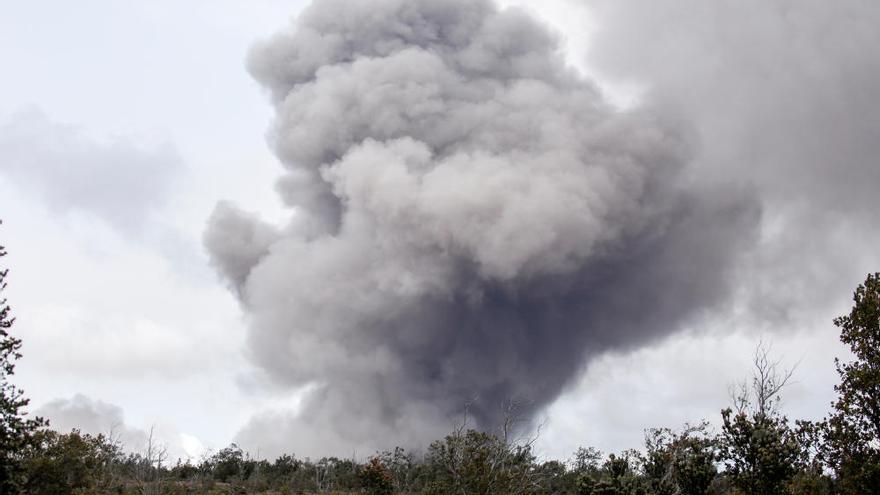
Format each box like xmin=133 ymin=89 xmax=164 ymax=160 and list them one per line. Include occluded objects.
xmin=205 ymin=0 xmax=759 ymax=457
xmin=36 ymin=395 xmax=199 ymax=460
xmin=36 ymin=395 xmax=149 ymax=452
xmin=0 ymin=108 xmax=180 ymax=235
xmin=583 ymin=0 xmax=880 ymax=324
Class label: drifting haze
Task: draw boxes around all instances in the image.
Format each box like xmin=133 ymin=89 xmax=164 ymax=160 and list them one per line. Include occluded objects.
xmin=36 ymin=395 xmax=150 ymax=452
xmin=206 ymin=0 xmax=760 ymax=457
xmin=585 ymin=0 xmax=880 ymax=324
xmin=0 ymin=109 xmax=180 ymax=235
xmin=36 ymin=395 xmax=204 ymax=461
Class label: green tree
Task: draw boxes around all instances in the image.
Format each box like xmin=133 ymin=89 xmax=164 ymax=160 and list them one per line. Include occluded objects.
xmin=823 ymin=272 xmax=880 ymax=493
xmin=570 ymin=447 xmax=604 ymax=495
xmin=21 ymin=429 xmax=122 ymax=495
xmin=423 ymin=428 xmax=538 ymax=495
xmin=0 ymin=222 xmax=44 ymax=492
xmin=601 ymin=451 xmax=646 ymax=495
xmin=718 ymin=343 xmax=800 ymax=494
xmin=359 ymin=456 xmax=393 ymax=495
xmin=644 ymin=422 xmax=717 ymax=495
xmin=209 ymin=443 xmax=246 ymax=482
xmin=378 ymin=446 xmax=417 ymax=493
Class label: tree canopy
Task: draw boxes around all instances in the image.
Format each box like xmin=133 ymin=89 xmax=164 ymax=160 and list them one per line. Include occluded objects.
xmin=0 ymin=222 xmax=44 ymax=492
xmin=823 ymin=272 xmax=880 ymax=493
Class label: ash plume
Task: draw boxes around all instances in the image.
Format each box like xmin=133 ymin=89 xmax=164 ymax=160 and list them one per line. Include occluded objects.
xmin=584 ymin=0 xmax=880 ymax=324
xmin=205 ymin=0 xmax=759 ymax=456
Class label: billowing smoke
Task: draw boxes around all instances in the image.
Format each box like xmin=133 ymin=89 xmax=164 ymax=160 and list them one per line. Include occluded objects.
xmin=205 ymin=0 xmax=759 ymax=456
xmin=583 ymin=0 xmax=880 ymax=324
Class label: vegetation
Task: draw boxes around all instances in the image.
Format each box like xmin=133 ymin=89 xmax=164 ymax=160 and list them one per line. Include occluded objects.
xmin=820 ymin=272 xmax=880 ymax=493
xmin=1 ymin=222 xmax=878 ymax=495
xmin=717 ymin=344 xmax=801 ymax=495
xmin=0 ymin=222 xmax=44 ymax=492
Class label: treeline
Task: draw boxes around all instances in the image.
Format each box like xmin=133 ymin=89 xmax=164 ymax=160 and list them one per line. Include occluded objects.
xmin=2 ymin=225 xmax=879 ymax=495
xmin=7 ymin=384 xmax=867 ymax=495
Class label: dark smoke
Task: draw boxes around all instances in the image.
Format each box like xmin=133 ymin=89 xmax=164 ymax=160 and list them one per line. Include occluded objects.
xmin=205 ymin=0 xmax=759 ymax=457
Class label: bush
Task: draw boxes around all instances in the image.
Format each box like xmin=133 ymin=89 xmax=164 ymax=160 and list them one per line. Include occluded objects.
xmin=359 ymin=457 xmax=393 ymax=495
xmin=21 ymin=429 xmax=123 ymax=495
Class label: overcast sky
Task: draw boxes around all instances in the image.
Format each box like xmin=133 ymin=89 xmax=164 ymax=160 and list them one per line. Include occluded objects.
xmin=1 ymin=0 xmax=877 ymax=462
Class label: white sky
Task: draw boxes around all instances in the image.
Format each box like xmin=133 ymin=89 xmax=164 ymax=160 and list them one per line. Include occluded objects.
xmin=0 ymin=0 xmax=854 ymax=462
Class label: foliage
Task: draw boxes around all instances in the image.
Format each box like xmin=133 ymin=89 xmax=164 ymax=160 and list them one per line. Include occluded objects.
xmin=644 ymin=422 xmax=717 ymax=495
xmin=607 ymin=450 xmax=648 ymax=494
xmin=422 ymin=427 xmax=540 ymax=494
xmin=21 ymin=428 xmax=123 ymax=495
xmin=359 ymin=456 xmax=394 ymax=495
xmin=210 ymin=443 xmax=249 ymax=482
xmin=719 ymin=408 xmax=800 ymax=495
xmin=822 ymin=272 xmax=880 ymax=493
xmin=0 ymin=223 xmax=44 ymax=492
xmin=378 ymin=446 xmax=418 ymax=492
xmin=717 ymin=344 xmax=801 ymax=495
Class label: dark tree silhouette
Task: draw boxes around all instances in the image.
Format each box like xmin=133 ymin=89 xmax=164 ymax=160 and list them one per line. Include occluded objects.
xmin=823 ymin=272 xmax=880 ymax=493
xmin=0 ymin=221 xmax=44 ymax=492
